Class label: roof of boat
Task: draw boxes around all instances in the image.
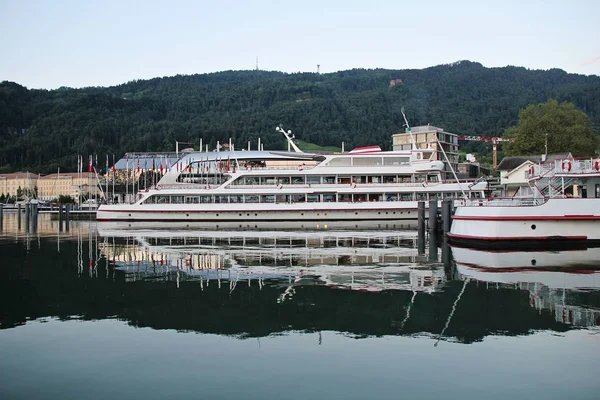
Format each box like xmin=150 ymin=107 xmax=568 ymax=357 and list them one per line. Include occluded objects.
xmin=112 ymin=148 xmax=420 ymax=170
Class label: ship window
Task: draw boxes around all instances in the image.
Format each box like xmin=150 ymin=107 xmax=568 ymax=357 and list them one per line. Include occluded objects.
xmin=337 ymin=177 xmax=352 ymax=184
xmin=353 ymin=157 xmax=383 ymax=166
xmin=215 ymin=196 xmax=229 ymax=203
xmin=230 ymin=195 xmax=243 ymax=203
xmin=263 ymin=177 xmax=276 ymax=185
xmin=428 ymin=175 xmax=439 ymax=183
xmin=156 ymin=195 xmax=170 ymax=204
xmin=383 ymin=176 xmax=396 ymax=183
xmin=326 ymin=157 xmax=352 ymax=166
xmin=185 ymin=196 xmax=199 ymax=204
xmin=171 ymin=196 xmax=184 ymax=204
xmin=403 ymin=193 xmax=416 ymax=201
xmin=291 ymin=176 xmax=305 ymax=185
xmin=245 ymin=195 xmax=259 ymax=203
xmin=324 ymin=176 xmax=335 ymax=184
xmin=199 ymin=195 xmax=212 ymax=203
xmin=307 ymin=176 xmax=321 ymax=184
xmin=244 ymin=176 xmax=259 ymax=185
xmin=416 ymin=193 xmax=427 ymax=201
xmin=261 ymin=195 xmax=275 ymax=203
xmin=383 ymin=157 xmax=410 ymax=165
xmin=399 ymin=175 xmax=411 ymax=183
xmin=323 ymin=194 xmax=335 ymax=202
xmin=385 ymin=193 xmax=398 ymax=201
xmin=278 ymin=177 xmax=290 ymax=185
xmin=291 ymin=194 xmax=305 ymax=203
xmin=307 ymin=194 xmax=319 ymax=202
xmin=339 ymin=194 xmax=352 ymax=202
xmin=276 ymin=194 xmax=289 ymax=203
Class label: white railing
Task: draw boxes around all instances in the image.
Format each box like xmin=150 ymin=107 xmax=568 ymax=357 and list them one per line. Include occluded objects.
xmin=462 ymin=197 xmax=545 ymax=207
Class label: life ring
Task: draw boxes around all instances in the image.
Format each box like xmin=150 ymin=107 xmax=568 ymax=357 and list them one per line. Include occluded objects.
xmin=352 ymin=182 xmax=357 ymax=189
xmin=277 ymin=184 xmax=283 ymax=190
xmin=156 ymin=185 xmax=161 ymax=190
xmin=562 ymin=160 xmax=571 ymax=172
xmin=595 ymin=160 xmax=599 ymax=171
xmin=528 ymin=165 xmax=534 ymax=175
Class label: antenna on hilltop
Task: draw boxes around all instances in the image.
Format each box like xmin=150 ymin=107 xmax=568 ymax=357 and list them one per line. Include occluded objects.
xmin=256 ymin=56 xmax=259 ymax=71
xmin=317 ymin=64 xmax=320 ymax=74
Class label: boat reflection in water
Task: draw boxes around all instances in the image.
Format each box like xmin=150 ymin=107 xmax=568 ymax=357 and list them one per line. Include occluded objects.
xmin=452 ymin=245 xmax=600 ymax=327
xmin=97 ymin=221 xmax=441 ymax=294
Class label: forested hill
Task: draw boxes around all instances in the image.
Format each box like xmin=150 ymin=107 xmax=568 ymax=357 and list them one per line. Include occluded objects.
xmin=1 ymin=60 xmax=599 ymax=173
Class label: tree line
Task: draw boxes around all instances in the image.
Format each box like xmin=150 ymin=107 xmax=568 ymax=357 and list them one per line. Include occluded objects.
xmin=1 ymin=60 xmax=599 ymax=174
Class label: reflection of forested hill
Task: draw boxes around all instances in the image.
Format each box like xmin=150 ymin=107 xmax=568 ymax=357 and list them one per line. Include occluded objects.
xmin=0 ymin=239 xmax=577 ymax=343
xmin=2 ymin=61 xmax=599 ymax=173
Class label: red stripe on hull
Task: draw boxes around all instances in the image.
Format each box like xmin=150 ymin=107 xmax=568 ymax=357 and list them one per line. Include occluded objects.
xmin=447 ymin=233 xmax=588 ymax=241
xmin=452 ymin=215 xmax=600 ymax=221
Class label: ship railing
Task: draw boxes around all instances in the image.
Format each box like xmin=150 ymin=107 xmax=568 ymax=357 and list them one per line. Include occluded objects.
xmin=460 ymin=197 xmax=546 ymax=207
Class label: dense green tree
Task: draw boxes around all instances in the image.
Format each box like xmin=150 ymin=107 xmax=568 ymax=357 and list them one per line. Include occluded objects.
xmin=503 ymin=99 xmax=599 ymax=157
xmin=1 ymin=61 xmax=600 ymax=172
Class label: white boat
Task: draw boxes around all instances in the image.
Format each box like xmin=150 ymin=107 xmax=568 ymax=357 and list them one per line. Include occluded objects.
xmin=98 ymin=227 xmax=443 ymax=293
xmin=449 ymin=157 xmax=600 ymax=248
xmin=452 ymin=246 xmax=600 ymax=290
xmin=97 ymin=133 xmax=486 ymax=222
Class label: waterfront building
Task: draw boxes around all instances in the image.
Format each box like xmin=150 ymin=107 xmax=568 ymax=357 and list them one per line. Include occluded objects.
xmin=0 ymin=172 xmax=40 ymax=199
xmin=37 ymin=172 xmax=99 ymax=202
xmin=392 ymin=125 xmax=459 ymax=179
xmin=496 ymin=153 xmax=572 ymax=197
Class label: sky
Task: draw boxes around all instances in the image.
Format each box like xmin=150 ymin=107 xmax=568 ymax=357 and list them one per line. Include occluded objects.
xmin=1 ymin=0 xmax=599 ymax=89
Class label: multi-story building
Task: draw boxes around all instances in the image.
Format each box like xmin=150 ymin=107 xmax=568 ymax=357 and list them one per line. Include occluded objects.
xmin=0 ymin=172 xmax=40 ymax=199
xmin=37 ymin=172 xmax=99 ymax=202
xmin=392 ymin=125 xmax=459 ymax=179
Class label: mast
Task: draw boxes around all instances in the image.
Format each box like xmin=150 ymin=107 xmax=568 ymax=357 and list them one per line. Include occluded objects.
xmin=400 ymin=107 xmax=416 ymax=150
xmin=276 ymin=126 xmax=303 ymax=153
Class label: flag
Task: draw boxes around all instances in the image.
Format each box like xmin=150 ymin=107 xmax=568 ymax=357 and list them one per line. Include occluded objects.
xmin=152 ymin=158 xmax=155 ymax=173
xmin=112 ymin=154 xmax=116 ymax=173
xmin=159 ymin=160 xmax=163 ymax=175
xmin=105 ymin=154 xmax=109 ymax=174
xmin=95 ymin=154 xmax=98 ymax=172
xmin=137 ymin=157 xmax=140 ymax=172
xmin=88 ymin=155 xmax=92 ymax=173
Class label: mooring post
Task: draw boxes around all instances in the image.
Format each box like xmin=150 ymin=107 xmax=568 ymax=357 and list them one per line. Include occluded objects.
xmin=0 ymin=204 xmax=3 ymax=231
xmin=17 ymin=204 xmax=22 ymax=230
xmin=428 ymin=229 xmax=439 ymax=263
xmin=428 ymin=199 xmax=438 ymax=232
xmin=418 ymin=200 xmax=426 ymax=241
xmin=65 ymin=204 xmax=70 ymax=232
xmin=442 ymin=199 xmax=453 ymax=233
xmin=25 ymin=203 xmax=30 ymax=229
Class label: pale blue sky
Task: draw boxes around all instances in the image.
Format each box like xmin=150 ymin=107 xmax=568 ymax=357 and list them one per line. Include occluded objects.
xmin=1 ymin=0 xmax=598 ymax=89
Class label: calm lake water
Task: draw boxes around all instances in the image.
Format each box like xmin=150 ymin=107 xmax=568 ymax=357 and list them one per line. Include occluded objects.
xmin=1 ymin=213 xmax=599 ymax=400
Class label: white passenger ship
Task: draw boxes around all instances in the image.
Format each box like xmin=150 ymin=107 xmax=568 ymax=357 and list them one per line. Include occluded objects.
xmin=97 ymin=134 xmax=486 ymax=222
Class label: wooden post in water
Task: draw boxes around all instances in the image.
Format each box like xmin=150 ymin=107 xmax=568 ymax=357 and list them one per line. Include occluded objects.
xmin=0 ymin=204 xmax=3 ymax=231
xmin=428 ymin=199 xmax=438 ymax=233
xmin=17 ymin=204 xmax=21 ymax=230
xmin=58 ymin=204 xmax=64 ymax=231
xmin=417 ymin=201 xmax=426 ymax=245
xmin=65 ymin=204 xmax=70 ymax=232
xmin=442 ymin=199 xmax=453 ymax=233
xmin=25 ymin=203 xmax=30 ymax=230
xmin=32 ymin=203 xmax=38 ymax=233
